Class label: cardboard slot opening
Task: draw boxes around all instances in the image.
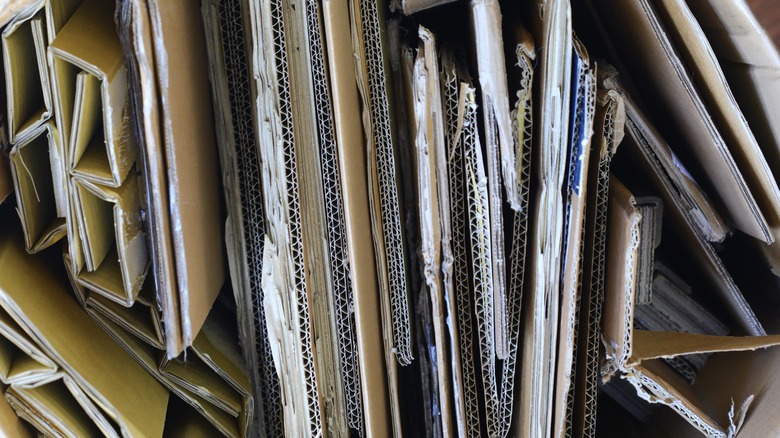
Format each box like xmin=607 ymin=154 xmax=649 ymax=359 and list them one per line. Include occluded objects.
xmin=74 ymin=180 xmax=114 ymax=272
xmin=77 ymin=245 xmax=128 ymax=304
xmin=9 ymin=129 xmax=63 ymax=253
xmin=0 ymin=304 xmax=54 ymax=385
xmin=3 ymin=14 xmax=46 ymax=140
xmin=0 ymin=337 xmax=49 ymax=384
xmin=70 ymin=71 xmax=112 ymax=181
xmin=73 ymin=124 xmax=112 ymax=182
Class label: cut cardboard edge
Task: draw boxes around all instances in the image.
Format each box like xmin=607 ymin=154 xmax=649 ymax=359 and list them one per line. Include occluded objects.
xmin=629 ymin=330 xmax=780 ymax=365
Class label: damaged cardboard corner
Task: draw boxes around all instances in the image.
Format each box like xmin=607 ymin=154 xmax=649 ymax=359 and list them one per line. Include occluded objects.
xmin=602 ymin=177 xmax=780 ymax=437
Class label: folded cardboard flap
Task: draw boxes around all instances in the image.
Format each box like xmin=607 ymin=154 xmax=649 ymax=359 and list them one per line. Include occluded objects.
xmin=0 ymin=383 xmax=32 ymax=438
xmin=8 ymin=123 xmax=67 ymax=253
xmin=629 ymin=331 xmax=780 ymax=366
xmin=65 ymin=248 xmax=251 ymax=437
xmin=0 ymin=218 xmax=168 ymax=437
xmin=48 ymin=0 xmax=134 ymax=188
xmin=6 ymin=377 xmax=103 ymax=437
xmin=2 ymin=5 xmax=51 ymax=144
xmin=72 ymin=172 xmax=148 ymax=305
xmin=85 ymin=288 xmax=164 ymax=350
xmin=0 ymin=305 xmax=57 ymax=387
xmin=69 ymin=70 xmax=109 ymax=181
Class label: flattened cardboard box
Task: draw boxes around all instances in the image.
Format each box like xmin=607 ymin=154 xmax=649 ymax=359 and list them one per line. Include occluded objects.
xmin=120 ymin=0 xmax=226 ymax=357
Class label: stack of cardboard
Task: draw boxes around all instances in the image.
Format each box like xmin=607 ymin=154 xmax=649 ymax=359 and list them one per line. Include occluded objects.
xmin=4 ymin=0 xmax=780 ymax=436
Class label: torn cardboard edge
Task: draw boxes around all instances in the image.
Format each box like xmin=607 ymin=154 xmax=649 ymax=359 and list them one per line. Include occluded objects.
xmin=602 ymin=177 xmax=780 ymax=437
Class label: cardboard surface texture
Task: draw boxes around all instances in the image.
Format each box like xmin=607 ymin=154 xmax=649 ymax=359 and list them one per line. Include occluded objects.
xmin=0 ymin=216 xmax=168 ymax=437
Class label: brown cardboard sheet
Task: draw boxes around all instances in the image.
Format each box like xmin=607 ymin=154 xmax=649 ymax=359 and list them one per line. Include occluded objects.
xmin=2 ymin=2 xmax=51 ymax=144
xmin=323 ymin=0 xmax=392 ymax=436
xmin=8 ymin=122 xmax=67 ymax=253
xmin=145 ymin=0 xmax=225 ymax=355
xmin=117 ymin=0 xmax=180 ymax=356
xmin=115 ymin=0 xmax=228 ymax=357
xmin=591 ymin=0 xmax=771 ymax=243
xmin=553 ymin=38 xmax=597 ymax=438
xmin=247 ymin=0 xmax=324 ymax=434
xmin=601 ymin=177 xmax=780 ymax=436
xmin=407 ymin=26 xmax=459 ymax=437
xmin=199 ymin=0 xmax=276 ymax=434
xmin=573 ymin=87 xmax=626 ymax=438
xmin=685 ymin=0 xmax=780 ymax=276
xmin=685 ymin=0 xmax=780 ymax=195
xmin=343 ymin=0 xmax=413 ymax=435
xmin=0 ymin=216 xmax=168 ymax=437
xmin=470 ymin=0 xmax=511 ymax=359
xmin=651 ymin=0 xmax=780 ymax=247
xmin=348 ymin=0 xmax=413 ymax=374
xmin=283 ymin=0 xmax=350 ymax=434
